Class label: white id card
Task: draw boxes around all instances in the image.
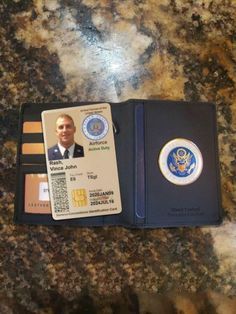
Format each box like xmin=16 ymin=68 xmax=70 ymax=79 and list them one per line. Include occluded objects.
xmin=41 ymin=103 xmax=122 ymax=220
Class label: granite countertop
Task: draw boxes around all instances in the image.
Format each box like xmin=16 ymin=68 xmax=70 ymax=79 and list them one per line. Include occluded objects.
xmin=0 ymin=0 xmax=236 ymax=313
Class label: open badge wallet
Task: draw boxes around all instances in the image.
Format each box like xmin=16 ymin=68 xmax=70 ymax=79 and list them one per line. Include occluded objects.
xmin=14 ymin=99 xmax=222 ymax=227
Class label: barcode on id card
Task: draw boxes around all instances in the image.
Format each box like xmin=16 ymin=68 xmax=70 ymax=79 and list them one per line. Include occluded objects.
xmin=51 ymin=172 xmax=69 ymax=213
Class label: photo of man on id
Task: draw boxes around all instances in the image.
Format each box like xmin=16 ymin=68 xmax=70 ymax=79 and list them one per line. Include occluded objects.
xmin=48 ymin=114 xmax=84 ymax=161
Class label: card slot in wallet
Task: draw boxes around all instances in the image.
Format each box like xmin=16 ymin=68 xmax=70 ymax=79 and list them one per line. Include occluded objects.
xmin=14 ymin=164 xmax=106 ymax=226
xmin=103 ymin=101 xmax=147 ymax=227
xmin=20 ymin=154 xmax=46 ymax=164
xmin=22 ymin=133 xmax=44 ymax=143
xmin=14 ymin=164 xmax=49 ymax=223
xmin=103 ymin=102 xmax=135 ymax=225
xmin=134 ymin=103 xmax=146 ymax=223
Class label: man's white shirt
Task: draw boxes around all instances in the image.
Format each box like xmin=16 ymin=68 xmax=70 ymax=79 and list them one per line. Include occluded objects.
xmin=57 ymin=142 xmax=75 ymax=159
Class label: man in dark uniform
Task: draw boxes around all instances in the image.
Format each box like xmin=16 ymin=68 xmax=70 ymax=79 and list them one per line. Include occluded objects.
xmin=48 ymin=113 xmax=84 ymax=161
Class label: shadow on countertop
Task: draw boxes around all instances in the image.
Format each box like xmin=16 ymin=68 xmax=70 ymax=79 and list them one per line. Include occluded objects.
xmin=0 ymin=288 xmax=236 ymax=314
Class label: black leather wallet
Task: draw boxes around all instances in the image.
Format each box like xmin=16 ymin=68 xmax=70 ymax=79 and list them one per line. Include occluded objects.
xmin=14 ymin=99 xmax=222 ymax=227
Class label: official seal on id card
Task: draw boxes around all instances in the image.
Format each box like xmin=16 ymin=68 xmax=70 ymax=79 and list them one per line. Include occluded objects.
xmin=41 ymin=103 xmax=122 ymax=220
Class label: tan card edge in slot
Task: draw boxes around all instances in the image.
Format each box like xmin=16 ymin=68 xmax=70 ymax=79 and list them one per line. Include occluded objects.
xmin=24 ymin=174 xmax=51 ymax=214
xmin=23 ymin=121 xmax=43 ymax=133
xmin=22 ymin=143 xmax=45 ymax=154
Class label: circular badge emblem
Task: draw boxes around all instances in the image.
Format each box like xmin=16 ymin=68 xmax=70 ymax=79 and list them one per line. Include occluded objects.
xmin=82 ymin=114 xmax=109 ymax=140
xmin=158 ymin=138 xmax=203 ymax=185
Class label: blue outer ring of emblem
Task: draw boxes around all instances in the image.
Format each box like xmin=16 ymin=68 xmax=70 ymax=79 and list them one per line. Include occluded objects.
xmin=82 ymin=114 xmax=109 ymax=140
xmin=158 ymin=138 xmax=203 ymax=185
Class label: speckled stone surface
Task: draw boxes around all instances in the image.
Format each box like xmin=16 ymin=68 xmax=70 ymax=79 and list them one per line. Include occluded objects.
xmin=0 ymin=0 xmax=236 ymax=313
